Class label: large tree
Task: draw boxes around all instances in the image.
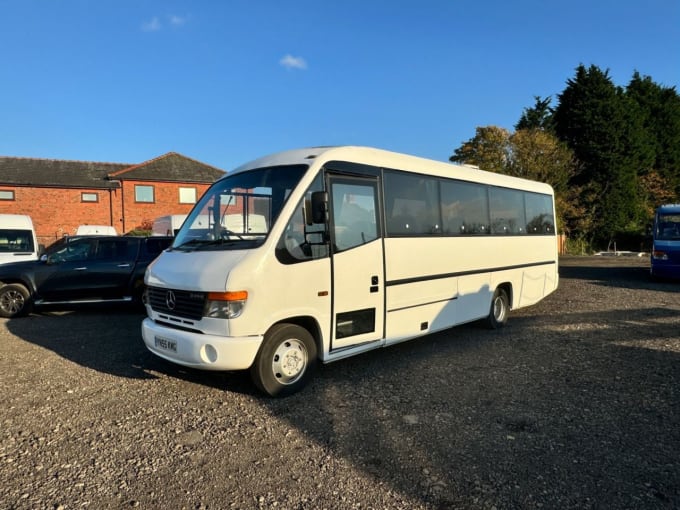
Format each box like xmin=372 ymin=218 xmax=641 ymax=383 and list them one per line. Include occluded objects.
xmin=449 ymin=126 xmax=510 ymax=173
xmin=626 ymin=72 xmax=680 ymax=200
xmin=552 ymin=64 xmax=652 ymax=245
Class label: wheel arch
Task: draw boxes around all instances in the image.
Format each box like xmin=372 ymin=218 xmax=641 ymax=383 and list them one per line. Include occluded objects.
xmin=495 ymin=281 xmax=513 ymax=309
xmin=0 ymin=277 xmax=36 ymax=296
xmin=266 ymin=315 xmax=323 ymax=360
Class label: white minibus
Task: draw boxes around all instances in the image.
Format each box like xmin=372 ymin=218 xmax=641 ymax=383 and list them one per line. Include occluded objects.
xmin=142 ymin=146 xmax=559 ymax=396
xmin=0 ymin=214 xmax=42 ymax=264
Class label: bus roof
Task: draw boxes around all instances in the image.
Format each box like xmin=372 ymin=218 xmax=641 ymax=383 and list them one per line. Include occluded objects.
xmin=228 ymin=146 xmax=554 ymax=194
xmin=656 ymin=204 xmax=680 ymax=214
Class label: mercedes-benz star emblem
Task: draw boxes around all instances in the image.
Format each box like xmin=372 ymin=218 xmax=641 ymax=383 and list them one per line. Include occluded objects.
xmin=165 ymin=290 xmax=176 ymax=310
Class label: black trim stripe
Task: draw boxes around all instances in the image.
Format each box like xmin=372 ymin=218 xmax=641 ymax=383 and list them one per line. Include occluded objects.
xmin=385 ymin=260 xmax=556 ymax=287
xmin=387 ymin=295 xmax=457 ymax=313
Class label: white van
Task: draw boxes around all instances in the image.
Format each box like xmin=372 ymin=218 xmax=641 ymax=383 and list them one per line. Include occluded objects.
xmin=0 ymin=214 xmax=42 ymax=264
xmin=151 ymin=215 xmax=188 ymax=237
xmin=75 ymin=225 xmax=118 ymax=236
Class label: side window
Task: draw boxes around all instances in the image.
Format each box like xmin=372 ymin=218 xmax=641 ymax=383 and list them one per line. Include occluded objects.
xmin=525 ymin=193 xmax=555 ymax=234
xmin=276 ymin=174 xmax=329 ymax=264
xmin=490 ymin=187 xmax=527 ymax=235
xmin=49 ymin=238 xmax=93 ymax=263
xmin=384 ymin=171 xmax=440 ymax=235
xmin=331 ymin=180 xmax=378 ymax=252
xmin=95 ymin=239 xmax=136 ymax=260
xmin=441 ymin=180 xmax=490 ymax=235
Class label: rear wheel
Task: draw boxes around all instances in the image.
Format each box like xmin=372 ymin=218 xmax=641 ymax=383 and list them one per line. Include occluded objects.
xmin=250 ymin=323 xmax=317 ymax=397
xmin=0 ymin=283 xmax=33 ymax=318
xmin=485 ymin=287 xmax=509 ymax=329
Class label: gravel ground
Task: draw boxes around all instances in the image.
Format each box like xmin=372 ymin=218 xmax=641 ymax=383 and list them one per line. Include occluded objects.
xmin=1 ymin=255 xmax=679 ymax=510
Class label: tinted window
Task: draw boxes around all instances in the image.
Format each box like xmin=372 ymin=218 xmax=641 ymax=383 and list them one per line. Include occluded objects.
xmin=384 ymin=171 xmax=441 ymax=235
xmin=49 ymin=238 xmax=93 ymax=262
xmin=441 ymin=180 xmax=490 ymax=235
xmin=95 ymin=239 xmax=137 ymax=260
xmin=490 ymin=188 xmax=526 ymax=235
xmin=525 ymin=193 xmax=555 ymax=234
xmin=0 ymin=229 xmax=35 ymax=252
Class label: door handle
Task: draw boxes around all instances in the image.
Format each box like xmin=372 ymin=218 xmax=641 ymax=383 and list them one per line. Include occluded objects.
xmin=74 ymin=267 xmax=88 ymax=271
xmin=117 ymin=263 xmax=131 ymax=268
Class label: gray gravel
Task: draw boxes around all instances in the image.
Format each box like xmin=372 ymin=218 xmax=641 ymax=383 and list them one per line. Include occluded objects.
xmin=1 ymin=255 xmax=679 ymax=509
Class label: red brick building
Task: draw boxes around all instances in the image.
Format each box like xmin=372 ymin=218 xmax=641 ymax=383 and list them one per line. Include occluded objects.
xmin=0 ymin=152 xmax=224 ymax=246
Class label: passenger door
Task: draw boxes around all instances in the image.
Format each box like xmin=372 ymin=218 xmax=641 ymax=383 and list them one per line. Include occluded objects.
xmin=86 ymin=237 xmax=140 ymax=298
xmin=37 ymin=237 xmax=97 ymax=301
xmin=328 ymin=175 xmax=385 ymax=350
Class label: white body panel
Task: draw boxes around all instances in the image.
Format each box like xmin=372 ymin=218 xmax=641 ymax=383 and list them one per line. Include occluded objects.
xmin=75 ymin=225 xmax=118 ymax=236
xmin=0 ymin=214 xmax=40 ymax=264
xmin=141 ymin=146 xmax=559 ymax=373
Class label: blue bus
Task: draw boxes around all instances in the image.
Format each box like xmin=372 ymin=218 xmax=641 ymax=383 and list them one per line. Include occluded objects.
xmin=651 ymin=204 xmax=680 ymax=280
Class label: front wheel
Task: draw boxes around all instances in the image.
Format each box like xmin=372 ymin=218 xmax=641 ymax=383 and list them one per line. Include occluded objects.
xmin=250 ymin=323 xmax=317 ymax=397
xmin=485 ymin=287 xmax=509 ymax=329
xmin=0 ymin=283 xmax=33 ymax=318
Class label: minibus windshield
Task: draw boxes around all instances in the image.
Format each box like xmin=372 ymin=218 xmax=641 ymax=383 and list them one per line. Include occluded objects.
xmin=656 ymin=213 xmax=680 ymax=241
xmin=172 ymin=164 xmax=309 ymax=251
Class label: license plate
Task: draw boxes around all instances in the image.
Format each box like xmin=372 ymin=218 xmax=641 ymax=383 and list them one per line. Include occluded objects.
xmin=154 ymin=336 xmax=177 ymax=353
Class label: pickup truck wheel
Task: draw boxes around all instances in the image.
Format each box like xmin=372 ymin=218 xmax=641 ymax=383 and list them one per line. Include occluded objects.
xmin=0 ymin=283 xmax=33 ymax=318
xmin=250 ymin=324 xmax=317 ymax=397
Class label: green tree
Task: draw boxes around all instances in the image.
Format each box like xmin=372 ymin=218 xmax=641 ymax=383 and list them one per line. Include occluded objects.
xmin=553 ymin=64 xmax=652 ymax=247
xmin=449 ymin=126 xmax=510 ymax=173
xmin=515 ymin=96 xmax=554 ymax=132
xmin=626 ymin=72 xmax=680 ymax=200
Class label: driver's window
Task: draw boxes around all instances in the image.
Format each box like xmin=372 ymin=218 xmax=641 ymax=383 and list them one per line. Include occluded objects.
xmin=276 ymin=174 xmax=328 ymax=264
xmin=50 ymin=238 xmax=93 ymax=263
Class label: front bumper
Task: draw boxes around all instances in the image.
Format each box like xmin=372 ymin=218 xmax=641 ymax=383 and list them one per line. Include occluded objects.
xmin=141 ymin=318 xmax=263 ymax=371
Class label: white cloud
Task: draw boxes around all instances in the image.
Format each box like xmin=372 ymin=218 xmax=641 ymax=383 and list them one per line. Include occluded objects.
xmin=141 ymin=16 xmax=161 ymax=32
xmin=169 ymin=15 xmax=186 ymax=27
xmin=280 ymin=54 xmax=308 ymax=70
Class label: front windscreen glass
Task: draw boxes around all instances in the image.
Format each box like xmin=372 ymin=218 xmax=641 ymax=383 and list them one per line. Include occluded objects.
xmin=172 ymin=165 xmax=308 ymax=251
xmin=656 ymin=213 xmax=680 ymax=240
xmin=0 ymin=229 xmax=35 ymax=253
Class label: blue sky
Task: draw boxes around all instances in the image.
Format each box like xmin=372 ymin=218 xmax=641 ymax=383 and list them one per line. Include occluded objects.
xmin=1 ymin=0 xmax=678 ymax=171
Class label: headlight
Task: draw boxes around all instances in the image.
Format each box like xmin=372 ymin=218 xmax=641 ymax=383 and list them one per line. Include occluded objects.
xmin=204 ymin=291 xmax=248 ymax=319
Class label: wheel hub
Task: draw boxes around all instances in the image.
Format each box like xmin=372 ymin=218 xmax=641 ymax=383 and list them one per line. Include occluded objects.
xmin=272 ymin=339 xmax=307 ymax=384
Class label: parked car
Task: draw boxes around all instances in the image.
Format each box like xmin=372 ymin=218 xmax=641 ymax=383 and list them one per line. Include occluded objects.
xmin=0 ymin=214 xmax=43 ymax=265
xmin=0 ymin=235 xmax=172 ymax=318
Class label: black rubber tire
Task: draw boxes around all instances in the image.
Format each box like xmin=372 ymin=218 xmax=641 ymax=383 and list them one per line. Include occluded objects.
xmin=0 ymin=283 xmax=33 ymax=318
xmin=250 ymin=323 xmax=317 ymax=397
xmin=485 ymin=287 xmax=509 ymax=329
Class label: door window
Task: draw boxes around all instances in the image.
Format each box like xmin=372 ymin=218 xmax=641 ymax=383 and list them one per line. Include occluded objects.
xmin=331 ymin=181 xmax=378 ymax=252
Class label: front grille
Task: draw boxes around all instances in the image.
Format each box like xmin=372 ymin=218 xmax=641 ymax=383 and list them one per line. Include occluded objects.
xmin=147 ymin=286 xmax=206 ymax=320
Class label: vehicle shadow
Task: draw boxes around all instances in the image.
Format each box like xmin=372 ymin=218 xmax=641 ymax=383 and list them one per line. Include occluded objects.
xmin=4 ymin=305 xmax=158 ymax=380
xmin=559 ymin=255 xmax=680 ymax=292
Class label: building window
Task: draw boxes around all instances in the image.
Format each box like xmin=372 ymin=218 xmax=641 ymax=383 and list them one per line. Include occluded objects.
xmin=135 ymin=185 xmax=155 ymax=203
xmin=179 ymin=187 xmax=197 ymax=204
xmin=81 ymin=192 xmax=99 ymax=203
xmin=0 ymin=190 xmax=15 ymax=201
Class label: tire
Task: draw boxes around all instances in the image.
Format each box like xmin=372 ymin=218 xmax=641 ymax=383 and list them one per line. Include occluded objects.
xmin=485 ymin=287 xmax=509 ymax=329
xmin=250 ymin=323 xmax=317 ymax=397
xmin=0 ymin=283 xmax=33 ymax=318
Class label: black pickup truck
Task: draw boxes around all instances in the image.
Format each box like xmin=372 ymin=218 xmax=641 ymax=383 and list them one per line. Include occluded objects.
xmin=0 ymin=235 xmax=172 ymax=318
